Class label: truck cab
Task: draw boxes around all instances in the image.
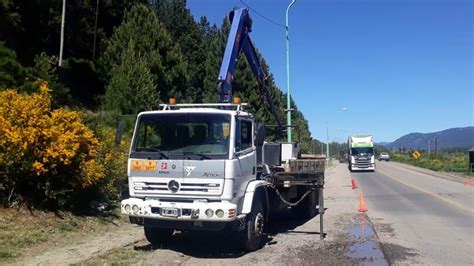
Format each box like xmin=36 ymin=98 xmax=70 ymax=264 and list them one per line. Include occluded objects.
xmin=121 ymin=103 xmax=268 ymax=249
xmin=122 ymin=103 xmax=257 ymax=220
xmin=348 ymin=135 xmax=375 ymax=172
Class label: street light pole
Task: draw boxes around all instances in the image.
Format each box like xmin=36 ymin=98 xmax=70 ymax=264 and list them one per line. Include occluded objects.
xmin=285 ymin=0 xmax=296 ymax=143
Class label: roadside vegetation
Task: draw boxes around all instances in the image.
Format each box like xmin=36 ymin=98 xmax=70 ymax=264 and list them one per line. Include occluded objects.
xmin=390 ymin=151 xmax=472 ymax=177
xmin=0 ymin=1 xmax=314 ymax=210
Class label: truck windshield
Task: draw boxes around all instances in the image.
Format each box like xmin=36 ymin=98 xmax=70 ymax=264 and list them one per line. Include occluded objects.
xmin=132 ymin=113 xmax=231 ymax=159
xmin=351 ymin=147 xmax=374 ymax=155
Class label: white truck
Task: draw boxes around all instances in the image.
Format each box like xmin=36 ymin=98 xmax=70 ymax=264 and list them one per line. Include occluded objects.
xmin=348 ymin=135 xmax=375 ymax=172
xmin=120 ymin=8 xmax=325 ymax=251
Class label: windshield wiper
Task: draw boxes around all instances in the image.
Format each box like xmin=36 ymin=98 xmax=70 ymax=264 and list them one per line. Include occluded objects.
xmin=185 ymin=152 xmax=211 ymax=160
xmin=136 ymin=147 xmax=169 ymax=159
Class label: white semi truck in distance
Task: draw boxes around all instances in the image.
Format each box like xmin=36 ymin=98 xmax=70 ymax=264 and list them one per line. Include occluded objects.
xmin=348 ymin=135 xmax=375 ymax=172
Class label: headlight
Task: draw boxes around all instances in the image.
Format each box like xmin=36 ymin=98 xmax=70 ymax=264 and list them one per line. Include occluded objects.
xmin=125 ymin=204 xmax=131 ymax=212
xmin=205 ymin=209 xmax=214 ymax=218
xmin=132 ymin=205 xmax=139 ymax=213
xmin=215 ymin=209 xmax=224 ymax=218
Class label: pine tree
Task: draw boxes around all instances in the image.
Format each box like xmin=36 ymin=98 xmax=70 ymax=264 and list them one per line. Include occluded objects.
xmin=152 ymin=0 xmax=207 ymax=102
xmin=0 ymin=41 xmax=26 ymax=89
xmin=200 ymin=17 xmax=227 ymax=103
xmin=104 ymin=41 xmax=158 ymax=115
xmin=101 ymin=3 xmax=188 ymax=103
xmin=31 ymin=53 xmax=71 ymax=107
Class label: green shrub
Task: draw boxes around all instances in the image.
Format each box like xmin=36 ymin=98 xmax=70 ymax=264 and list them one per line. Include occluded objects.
xmin=391 ymin=152 xmax=469 ymax=173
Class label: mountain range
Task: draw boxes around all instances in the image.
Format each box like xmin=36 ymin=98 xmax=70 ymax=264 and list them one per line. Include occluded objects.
xmin=384 ymin=127 xmax=474 ymax=151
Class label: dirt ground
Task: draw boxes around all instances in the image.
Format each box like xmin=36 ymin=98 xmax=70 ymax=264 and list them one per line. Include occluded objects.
xmin=4 ymin=162 xmax=391 ymax=265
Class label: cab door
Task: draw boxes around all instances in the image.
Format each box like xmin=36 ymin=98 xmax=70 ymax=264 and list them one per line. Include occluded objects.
xmin=234 ymin=118 xmax=257 ymax=193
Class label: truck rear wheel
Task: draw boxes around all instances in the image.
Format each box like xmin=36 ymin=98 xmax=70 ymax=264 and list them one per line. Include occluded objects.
xmin=291 ymin=189 xmax=318 ymax=219
xmin=239 ymin=199 xmax=265 ymax=251
xmin=144 ymin=226 xmax=173 ymax=246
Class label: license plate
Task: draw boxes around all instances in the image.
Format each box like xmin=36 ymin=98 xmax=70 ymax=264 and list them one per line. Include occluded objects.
xmin=161 ymin=207 xmax=180 ymax=217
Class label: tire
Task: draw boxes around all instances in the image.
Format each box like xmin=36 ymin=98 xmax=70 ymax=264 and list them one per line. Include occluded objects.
xmin=291 ymin=189 xmax=318 ymax=219
xmin=239 ymin=199 xmax=265 ymax=251
xmin=144 ymin=226 xmax=173 ymax=246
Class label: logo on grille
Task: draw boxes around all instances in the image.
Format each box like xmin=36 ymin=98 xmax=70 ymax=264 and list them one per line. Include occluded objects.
xmin=184 ymin=164 xmax=196 ymax=176
xmin=167 ymin=180 xmax=180 ymax=192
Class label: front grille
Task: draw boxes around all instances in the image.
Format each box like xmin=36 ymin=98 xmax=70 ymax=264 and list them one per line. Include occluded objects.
xmin=133 ymin=179 xmax=223 ymax=196
xmin=355 ymin=158 xmax=371 ymax=168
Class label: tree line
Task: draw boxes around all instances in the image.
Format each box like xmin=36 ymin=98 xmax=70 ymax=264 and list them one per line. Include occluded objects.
xmin=0 ymin=0 xmax=313 ymax=151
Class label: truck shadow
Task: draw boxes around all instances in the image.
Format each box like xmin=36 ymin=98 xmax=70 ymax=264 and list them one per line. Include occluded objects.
xmin=133 ymin=209 xmax=325 ymax=258
xmin=266 ymin=209 xmax=326 ymax=237
xmin=133 ymin=230 xmax=248 ymax=258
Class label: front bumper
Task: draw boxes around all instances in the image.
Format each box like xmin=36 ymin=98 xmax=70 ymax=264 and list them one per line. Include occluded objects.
xmin=351 ymin=163 xmax=375 ymax=171
xmin=121 ymin=198 xmax=238 ymax=222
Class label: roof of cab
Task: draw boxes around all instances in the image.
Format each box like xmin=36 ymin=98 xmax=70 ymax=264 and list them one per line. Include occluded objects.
xmin=138 ymin=108 xmax=251 ymax=116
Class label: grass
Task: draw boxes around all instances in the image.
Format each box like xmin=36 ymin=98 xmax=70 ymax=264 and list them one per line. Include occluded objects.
xmin=0 ymin=207 xmax=125 ymax=263
xmin=75 ymin=242 xmax=151 ymax=266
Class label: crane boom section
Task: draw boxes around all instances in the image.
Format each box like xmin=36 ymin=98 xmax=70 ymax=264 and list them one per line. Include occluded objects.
xmin=217 ymin=8 xmax=282 ymax=132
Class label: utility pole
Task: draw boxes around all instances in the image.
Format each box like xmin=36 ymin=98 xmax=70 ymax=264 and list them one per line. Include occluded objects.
xmin=326 ymin=121 xmax=330 ymax=160
xmin=434 ymin=138 xmax=438 ymax=154
xmin=92 ymin=0 xmax=99 ymax=60
xmin=59 ymin=0 xmax=66 ymax=66
xmin=285 ymin=0 xmax=296 ymax=143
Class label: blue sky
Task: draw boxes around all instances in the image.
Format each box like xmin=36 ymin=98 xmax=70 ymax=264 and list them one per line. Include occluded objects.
xmin=186 ymin=0 xmax=473 ymax=143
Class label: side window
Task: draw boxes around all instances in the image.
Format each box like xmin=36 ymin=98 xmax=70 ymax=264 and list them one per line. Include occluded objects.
xmin=241 ymin=121 xmax=252 ymax=150
xmin=240 ymin=120 xmax=252 ymax=151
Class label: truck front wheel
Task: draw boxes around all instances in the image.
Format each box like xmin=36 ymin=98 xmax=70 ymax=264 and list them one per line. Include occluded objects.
xmin=144 ymin=226 xmax=173 ymax=246
xmin=240 ymin=199 xmax=265 ymax=251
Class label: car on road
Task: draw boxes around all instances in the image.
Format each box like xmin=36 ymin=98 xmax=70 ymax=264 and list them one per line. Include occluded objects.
xmin=378 ymin=152 xmax=390 ymax=161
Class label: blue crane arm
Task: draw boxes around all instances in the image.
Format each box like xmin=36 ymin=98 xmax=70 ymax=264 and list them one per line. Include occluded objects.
xmin=218 ymin=8 xmax=283 ymax=131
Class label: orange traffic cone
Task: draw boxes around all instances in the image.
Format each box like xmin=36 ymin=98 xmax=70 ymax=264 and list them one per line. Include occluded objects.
xmin=358 ymin=192 xmax=368 ymax=212
xmin=351 ymin=179 xmax=358 ymax=189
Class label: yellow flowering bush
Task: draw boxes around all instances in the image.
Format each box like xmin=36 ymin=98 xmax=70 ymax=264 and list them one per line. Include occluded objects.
xmin=92 ymin=126 xmax=130 ymax=201
xmin=0 ymin=81 xmax=104 ymax=206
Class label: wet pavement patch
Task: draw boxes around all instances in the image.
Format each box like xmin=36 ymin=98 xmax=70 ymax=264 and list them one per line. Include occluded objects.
xmin=378 ymin=242 xmax=418 ymax=265
xmin=345 ymin=241 xmax=387 ymax=266
xmin=344 ymin=214 xmax=388 ymax=266
xmin=346 ymin=215 xmax=375 ymax=239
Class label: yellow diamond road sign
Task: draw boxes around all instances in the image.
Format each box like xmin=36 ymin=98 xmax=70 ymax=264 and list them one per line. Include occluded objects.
xmin=412 ymin=150 xmax=421 ymax=158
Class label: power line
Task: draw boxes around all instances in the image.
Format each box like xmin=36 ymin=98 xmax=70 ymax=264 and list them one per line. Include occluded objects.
xmin=239 ymin=0 xmax=286 ymax=28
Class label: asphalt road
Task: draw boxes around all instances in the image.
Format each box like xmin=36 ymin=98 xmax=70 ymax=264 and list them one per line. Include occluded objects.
xmin=351 ymin=161 xmax=474 ymax=265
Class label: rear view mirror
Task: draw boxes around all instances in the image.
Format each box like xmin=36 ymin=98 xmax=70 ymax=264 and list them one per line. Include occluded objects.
xmin=255 ymin=123 xmax=266 ymax=146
